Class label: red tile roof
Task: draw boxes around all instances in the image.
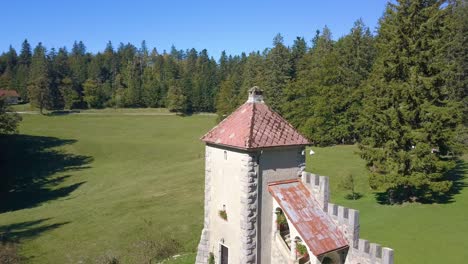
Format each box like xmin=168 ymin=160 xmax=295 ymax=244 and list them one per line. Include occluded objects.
xmin=0 ymin=90 xmax=19 ymax=97
xmin=268 ymin=180 xmax=349 ymax=257
xmin=201 ymin=102 xmax=310 ymax=150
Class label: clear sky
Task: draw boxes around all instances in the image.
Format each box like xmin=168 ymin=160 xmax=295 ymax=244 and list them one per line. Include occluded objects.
xmin=1 ymin=0 xmax=388 ymax=59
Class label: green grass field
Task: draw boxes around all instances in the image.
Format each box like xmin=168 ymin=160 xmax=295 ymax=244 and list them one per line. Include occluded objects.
xmin=0 ymin=113 xmax=466 ymax=263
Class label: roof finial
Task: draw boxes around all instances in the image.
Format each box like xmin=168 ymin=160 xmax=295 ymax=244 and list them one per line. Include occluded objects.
xmin=247 ymin=86 xmax=264 ymax=103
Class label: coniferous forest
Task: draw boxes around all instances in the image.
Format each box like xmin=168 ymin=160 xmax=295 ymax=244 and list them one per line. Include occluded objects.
xmin=0 ymin=0 xmax=466 ymax=202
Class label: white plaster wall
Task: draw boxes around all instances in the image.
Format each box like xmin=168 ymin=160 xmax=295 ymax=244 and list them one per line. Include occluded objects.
xmin=207 ymin=145 xmax=248 ymax=263
xmin=259 ymin=146 xmax=305 ymax=264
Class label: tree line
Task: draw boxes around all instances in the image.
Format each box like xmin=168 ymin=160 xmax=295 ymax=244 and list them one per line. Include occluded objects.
xmin=0 ymin=0 xmax=466 ymax=203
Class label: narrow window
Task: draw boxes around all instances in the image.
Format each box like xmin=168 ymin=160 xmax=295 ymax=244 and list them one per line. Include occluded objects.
xmin=220 ymin=244 xmax=229 ymax=264
xmin=224 ymin=150 xmax=227 ymax=160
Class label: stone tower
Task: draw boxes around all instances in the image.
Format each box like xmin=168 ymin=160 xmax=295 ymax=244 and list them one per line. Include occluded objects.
xmin=195 ymin=87 xmax=394 ymax=264
xmin=195 ymin=87 xmax=310 ymax=264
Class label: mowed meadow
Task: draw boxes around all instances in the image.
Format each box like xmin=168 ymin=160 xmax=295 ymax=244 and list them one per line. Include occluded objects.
xmin=1 ymin=112 xmax=467 ymax=263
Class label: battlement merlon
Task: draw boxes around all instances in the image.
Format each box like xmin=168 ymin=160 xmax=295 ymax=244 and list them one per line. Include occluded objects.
xmin=352 ymin=239 xmax=394 ymax=264
xmin=301 ymin=171 xmax=330 ymax=211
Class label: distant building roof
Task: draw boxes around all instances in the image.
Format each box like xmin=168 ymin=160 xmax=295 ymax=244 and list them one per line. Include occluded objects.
xmin=0 ymin=90 xmax=19 ymax=97
xmin=201 ymin=87 xmax=310 ymax=150
xmin=268 ymin=179 xmax=349 ymax=257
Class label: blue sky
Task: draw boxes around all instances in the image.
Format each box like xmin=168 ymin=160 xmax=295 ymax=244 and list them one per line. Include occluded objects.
xmin=1 ymin=0 xmax=388 ymax=58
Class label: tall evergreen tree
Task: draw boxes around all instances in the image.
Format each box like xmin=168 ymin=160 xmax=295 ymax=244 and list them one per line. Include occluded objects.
xmin=15 ymin=40 xmax=32 ymax=99
xmin=28 ymin=43 xmax=51 ymax=114
xmin=358 ymin=0 xmax=462 ymax=203
xmin=264 ymin=34 xmax=292 ymax=112
xmin=83 ymin=78 xmax=104 ymax=108
xmin=239 ymin=52 xmax=266 ymax=105
xmin=290 ymin=37 xmax=307 ymax=79
xmin=142 ymin=66 xmax=161 ymax=107
xmin=60 ymin=77 xmax=80 ymax=109
xmin=444 ymin=0 xmax=468 ymax=145
xmin=0 ymin=98 xmax=21 ymax=134
xmin=283 ymin=27 xmax=336 ymax=145
xmin=166 ymin=83 xmax=187 ymax=113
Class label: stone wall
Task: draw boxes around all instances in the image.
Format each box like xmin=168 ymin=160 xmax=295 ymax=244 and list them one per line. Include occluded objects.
xmin=258 ymin=146 xmax=305 ymax=264
xmin=271 ymin=234 xmax=290 ymax=264
xmin=195 ymin=147 xmax=213 ymax=264
xmin=240 ymin=154 xmax=258 ymax=263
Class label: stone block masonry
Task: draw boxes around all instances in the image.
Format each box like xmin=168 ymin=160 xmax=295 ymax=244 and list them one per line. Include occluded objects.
xmin=239 ymin=154 xmax=258 ymax=263
xmin=195 ymin=147 xmax=213 ymax=264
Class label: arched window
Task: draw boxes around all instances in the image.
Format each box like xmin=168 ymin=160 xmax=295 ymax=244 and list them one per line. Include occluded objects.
xmin=294 ymin=237 xmax=310 ymax=263
xmin=275 ymin=208 xmax=291 ymax=248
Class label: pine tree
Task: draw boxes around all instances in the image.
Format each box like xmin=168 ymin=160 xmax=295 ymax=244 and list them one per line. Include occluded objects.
xmin=358 ymin=0 xmax=462 ymax=203
xmin=15 ymin=40 xmax=32 ymax=100
xmin=47 ymin=48 xmax=64 ymax=109
xmin=283 ymin=27 xmax=336 ymax=145
xmin=28 ymin=43 xmax=51 ymax=114
xmin=83 ymin=78 xmax=104 ymax=108
xmin=239 ymin=52 xmax=266 ymax=105
xmin=19 ymin=39 xmax=32 ymax=66
xmin=166 ymin=83 xmax=187 ymax=113
xmin=216 ymin=77 xmax=239 ymax=121
xmin=283 ymin=23 xmax=375 ymax=146
xmin=0 ymin=98 xmax=21 ymax=134
xmin=444 ymin=0 xmax=468 ymax=147
xmin=290 ymin=37 xmax=307 ymax=79
xmin=0 ymin=46 xmax=18 ymax=90
xmin=69 ymin=41 xmax=88 ymax=97
xmin=60 ymin=77 xmax=80 ymax=109
xmin=264 ymin=34 xmax=292 ymax=112
xmin=142 ymin=66 xmax=161 ymax=107
xmin=122 ymin=59 xmax=143 ymax=106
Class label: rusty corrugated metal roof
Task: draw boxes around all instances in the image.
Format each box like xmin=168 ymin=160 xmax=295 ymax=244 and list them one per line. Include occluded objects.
xmin=268 ymin=180 xmax=349 ymax=256
xmin=201 ymin=102 xmax=310 ymax=150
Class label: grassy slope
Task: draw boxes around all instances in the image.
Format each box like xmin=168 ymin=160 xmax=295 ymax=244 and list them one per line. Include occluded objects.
xmin=0 ymin=114 xmax=214 ymax=263
xmin=0 ymin=115 xmax=466 ymax=263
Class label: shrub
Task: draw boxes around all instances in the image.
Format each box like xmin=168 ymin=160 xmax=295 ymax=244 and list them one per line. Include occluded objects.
xmin=0 ymin=240 xmax=22 ymax=264
xmin=218 ymin=210 xmax=228 ymax=221
xmin=208 ymin=252 xmax=215 ymax=264
xmin=295 ymin=242 xmax=308 ymax=257
xmin=95 ymin=251 xmax=120 ymax=264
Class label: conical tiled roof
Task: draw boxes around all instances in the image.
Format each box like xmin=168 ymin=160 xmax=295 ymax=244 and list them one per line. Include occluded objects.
xmin=201 ymin=87 xmax=310 ymax=150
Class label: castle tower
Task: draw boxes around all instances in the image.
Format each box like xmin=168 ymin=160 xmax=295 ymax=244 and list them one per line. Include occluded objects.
xmin=195 ymin=87 xmax=310 ymax=264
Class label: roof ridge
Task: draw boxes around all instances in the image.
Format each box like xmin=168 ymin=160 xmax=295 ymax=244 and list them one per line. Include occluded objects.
xmin=246 ymin=102 xmax=256 ymax=148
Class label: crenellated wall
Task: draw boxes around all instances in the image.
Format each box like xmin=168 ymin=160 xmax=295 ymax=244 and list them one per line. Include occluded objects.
xmin=301 ymin=171 xmax=394 ymax=264
xmin=301 ymin=172 xmax=330 ymax=211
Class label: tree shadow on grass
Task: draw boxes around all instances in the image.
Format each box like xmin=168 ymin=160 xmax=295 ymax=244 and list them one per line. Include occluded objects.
xmin=374 ymin=158 xmax=467 ymax=205
xmin=0 ymin=218 xmax=69 ymax=263
xmin=0 ymin=218 xmax=69 ymax=243
xmin=46 ymin=110 xmax=81 ymax=116
xmin=0 ymin=134 xmax=92 ymax=213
